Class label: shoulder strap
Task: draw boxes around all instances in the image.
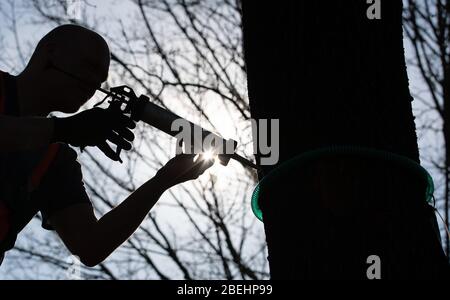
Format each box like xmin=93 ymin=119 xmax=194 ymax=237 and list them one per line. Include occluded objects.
xmin=0 ymin=71 xmax=60 ymax=256
xmin=30 ymin=143 xmax=61 ymax=191
xmin=0 ymin=71 xmax=61 ymax=191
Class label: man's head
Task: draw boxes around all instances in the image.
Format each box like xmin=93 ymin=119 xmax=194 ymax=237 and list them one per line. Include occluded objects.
xmin=22 ymin=24 xmax=110 ymax=114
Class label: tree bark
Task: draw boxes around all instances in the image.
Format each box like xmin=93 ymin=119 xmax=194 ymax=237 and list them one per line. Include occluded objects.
xmin=243 ymin=0 xmax=450 ymax=279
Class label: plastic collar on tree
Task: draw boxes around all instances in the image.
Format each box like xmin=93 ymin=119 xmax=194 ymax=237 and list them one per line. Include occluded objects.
xmin=251 ymin=146 xmax=435 ymax=222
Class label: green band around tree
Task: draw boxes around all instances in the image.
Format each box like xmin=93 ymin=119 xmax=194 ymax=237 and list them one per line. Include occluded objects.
xmin=251 ymin=146 xmax=435 ymax=222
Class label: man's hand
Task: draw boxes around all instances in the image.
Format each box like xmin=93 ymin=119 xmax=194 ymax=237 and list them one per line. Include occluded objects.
xmin=51 ymin=107 xmax=135 ymax=161
xmin=156 ymin=154 xmax=215 ymax=189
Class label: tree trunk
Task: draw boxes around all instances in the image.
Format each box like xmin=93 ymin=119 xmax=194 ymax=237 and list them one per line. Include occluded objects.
xmin=242 ymin=0 xmax=450 ymax=279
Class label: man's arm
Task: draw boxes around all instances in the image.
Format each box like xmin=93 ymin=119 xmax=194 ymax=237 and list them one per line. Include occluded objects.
xmin=0 ymin=107 xmax=134 ymax=161
xmin=50 ymin=154 xmax=213 ymax=267
xmin=0 ymin=115 xmax=54 ymax=151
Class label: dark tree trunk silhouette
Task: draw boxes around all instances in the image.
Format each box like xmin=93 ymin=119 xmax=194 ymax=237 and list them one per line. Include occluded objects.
xmin=243 ymin=0 xmax=450 ymax=279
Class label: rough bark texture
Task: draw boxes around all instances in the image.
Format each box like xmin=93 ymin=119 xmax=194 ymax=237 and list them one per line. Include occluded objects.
xmin=243 ymin=0 xmax=450 ymax=279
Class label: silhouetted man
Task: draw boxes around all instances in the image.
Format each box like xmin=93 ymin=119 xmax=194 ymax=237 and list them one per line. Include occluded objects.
xmin=0 ymin=25 xmax=213 ymax=266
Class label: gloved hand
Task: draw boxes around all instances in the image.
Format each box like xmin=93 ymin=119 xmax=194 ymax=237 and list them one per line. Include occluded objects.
xmin=51 ymin=107 xmax=136 ymax=161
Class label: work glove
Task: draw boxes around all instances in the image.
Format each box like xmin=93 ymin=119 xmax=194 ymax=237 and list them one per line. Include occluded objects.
xmin=51 ymin=107 xmax=136 ymax=162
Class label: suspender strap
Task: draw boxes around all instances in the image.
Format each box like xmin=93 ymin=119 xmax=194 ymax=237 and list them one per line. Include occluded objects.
xmin=0 ymin=72 xmax=60 ymax=263
xmin=30 ymin=143 xmax=61 ymax=191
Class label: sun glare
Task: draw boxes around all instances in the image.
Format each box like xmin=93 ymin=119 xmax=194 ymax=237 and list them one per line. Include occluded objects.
xmin=202 ymin=150 xmax=216 ymax=161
